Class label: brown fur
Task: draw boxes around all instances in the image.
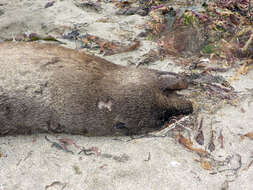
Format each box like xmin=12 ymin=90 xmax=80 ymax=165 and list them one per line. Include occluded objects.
xmin=0 ymin=42 xmax=192 ymax=136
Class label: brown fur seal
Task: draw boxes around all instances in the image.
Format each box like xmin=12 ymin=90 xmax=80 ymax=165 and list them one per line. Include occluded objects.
xmin=0 ymin=42 xmax=192 ymax=136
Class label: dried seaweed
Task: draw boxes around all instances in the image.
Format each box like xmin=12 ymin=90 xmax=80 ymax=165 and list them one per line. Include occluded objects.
xmin=229 ymin=60 xmax=253 ymax=82
xmin=45 ymin=136 xmax=74 ymax=154
xmin=195 ymin=159 xmax=213 ymax=170
xmin=195 ymin=118 xmax=205 ymax=145
xmin=185 ymin=72 xmax=238 ymax=114
xmin=58 ymin=138 xmax=80 ymax=149
xmin=4 ymin=32 xmax=65 ymax=44
xmin=208 ymin=129 xmax=216 ymax=152
xmin=136 ymin=49 xmax=160 ymax=67
xmin=78 ymin=146 xmax=100 ymax=156
xmin=81 ymin=34 xmax=140 ymax=55
xmin=176 ymin=134 xmax=208 ymax=157
xmin=74 ymin=0 xmax=102 ymax=12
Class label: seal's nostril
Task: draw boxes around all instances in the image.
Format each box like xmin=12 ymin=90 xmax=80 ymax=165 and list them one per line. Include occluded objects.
xmin=114 ymin=122 xmax=126 ymax=129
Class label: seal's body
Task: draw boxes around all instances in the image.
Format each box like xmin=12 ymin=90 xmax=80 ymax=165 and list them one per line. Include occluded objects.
xmin=0 ymin=42 xmax=192 ymax=136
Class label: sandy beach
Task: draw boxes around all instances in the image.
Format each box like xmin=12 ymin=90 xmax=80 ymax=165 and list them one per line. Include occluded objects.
xmin=0 ymin=0 xmax=253 ymax=189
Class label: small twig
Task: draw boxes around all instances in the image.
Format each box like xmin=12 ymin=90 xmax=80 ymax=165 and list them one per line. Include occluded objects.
xmin=45 ymin=181 xmax=67 ymax=190
xmin=144 ymin=152 xmax=151 ymax=162
xmin=218 ymin=154 xmax=242 ymax=173
xmin=242 ymin=159 xmax=253 ymax=171
xmin=242 ymin=32 xmax=253 ymax=52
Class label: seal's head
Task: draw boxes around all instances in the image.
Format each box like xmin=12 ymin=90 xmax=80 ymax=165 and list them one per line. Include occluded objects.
xmin=98 ymin=68 xmax=193 ymax=136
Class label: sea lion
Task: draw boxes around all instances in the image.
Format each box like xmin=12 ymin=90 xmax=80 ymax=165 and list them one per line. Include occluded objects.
xmin=0 ymin=42 xmax=192 ymax=136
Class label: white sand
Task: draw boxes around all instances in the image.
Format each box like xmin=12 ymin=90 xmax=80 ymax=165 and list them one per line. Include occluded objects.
xmin=0 ymin=0 xmax=253 ymax=189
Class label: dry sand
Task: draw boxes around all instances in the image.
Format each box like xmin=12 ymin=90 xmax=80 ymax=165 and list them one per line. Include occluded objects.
xmin=0 ymin=0 xmax=253 ymax=189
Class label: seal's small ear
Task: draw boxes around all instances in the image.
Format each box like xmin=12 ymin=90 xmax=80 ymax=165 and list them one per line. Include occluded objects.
xmin=153 ymin=71 xmax=188 ymax=91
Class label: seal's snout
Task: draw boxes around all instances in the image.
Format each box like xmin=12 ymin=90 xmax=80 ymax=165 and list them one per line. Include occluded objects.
xmin=165 ymin=96 xmax=192 ymax=117
xmin=156 ymin=90 xmax=193 ymax=124
xmin=173 ymin=98 xmax=193 ymax=115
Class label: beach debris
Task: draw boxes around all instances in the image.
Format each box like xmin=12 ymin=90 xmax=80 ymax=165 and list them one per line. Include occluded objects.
xmin=144 ymin=152 xmax=151 ymax=161
xmin=74 ymin=0 xmax=102 ymax=12
xmin=132 ymin=0 xmax=252 ymax=69
xmin=229 ymin=60 xmax=253 ymax=82
xmin=100 ymin=153 xmax=130 ymax=162
xmin=45 ymin=136 xmax=74 ymax=154
xmin=195 ymin=118 xmax=204 ymax=145
xmin=78 ymin=146 xmax=100 ymax=156
xmin=112 ymin=153 xmax=130 ymax=162
xmin=220 ymin=180 xmax=229 ymax=190
xmin=242 ymin=155 xmax=253 ymax=171
xmin=158 ymin=12 xmax=205 ymax=56
xmin=115 ymin=0 xmax=132 ymax=8
xmin=240 ymin=132 xmax=253 ymax=140
xmin=185 ymin=71 xmax=237 ymax=114
xmin=81 ymin=34 xmax=140 ymax=55
xmin=147 ymin=6 xmax=176 ymax=38
xmin=208 ymin=129 xmax=215 ymax=152
xmin=73 ymin=165 xmax=82 ymax=175
xmin=218 ymin=130 xmax=224 ymax=149
xmin=58 ymin=138 xmax=80 ymax=149
xmin=45 ymin=1 xmax=55 ymax=8
xmin=45 ymin=181 xmax=67 ymax=190
xmin=4 ymin=32 xmax=64 ymax=43
xmin=136 ymin=49 xmax=160 ymax=67
xmin=176 ymin=134 xmax=208 ymax=157
xmin=62 ymin=29 xmax=80 ymax=40
xmin=116 ymin=6 xmax=149 ymax=16
xmin=195 ymin=159 xmax=213 ymax=170
xmin=217 ymin=154 xmax=242 ymax=176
